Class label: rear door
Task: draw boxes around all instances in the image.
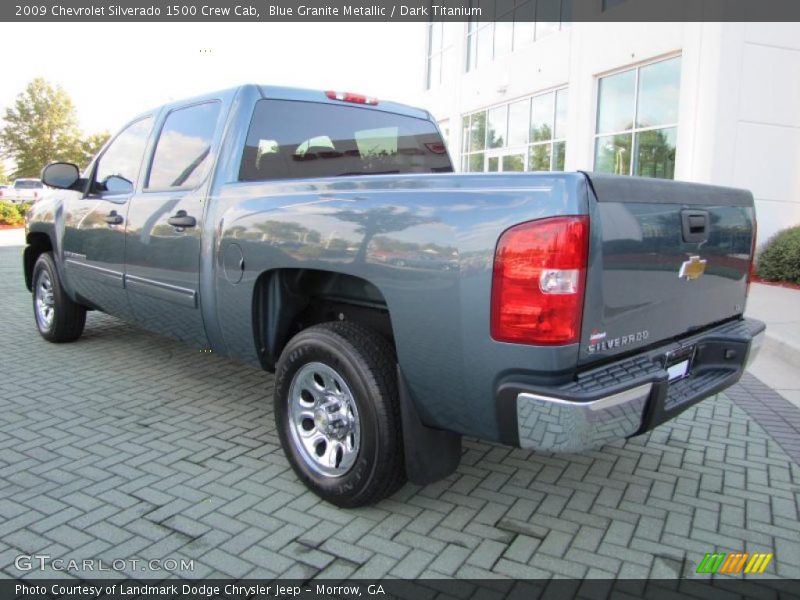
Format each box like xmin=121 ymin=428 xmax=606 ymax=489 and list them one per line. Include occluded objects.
xmin=62 ymin=116 xmax=154 ymax=319
xmin=124 ymin=101 xmax=222 ymax=346
xmin=579 ymin=172 xmax=755 ymax=365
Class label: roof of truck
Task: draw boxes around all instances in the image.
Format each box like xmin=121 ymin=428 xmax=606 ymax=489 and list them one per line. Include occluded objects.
xmin=256 ymin=84 xmax=432 ymax=121
xmin=136 ymin=84 xmax=433 ymax=123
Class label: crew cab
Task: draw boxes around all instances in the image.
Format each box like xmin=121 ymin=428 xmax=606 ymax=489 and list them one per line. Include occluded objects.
xmin=25 ymin=84 xmax=764 ymax=507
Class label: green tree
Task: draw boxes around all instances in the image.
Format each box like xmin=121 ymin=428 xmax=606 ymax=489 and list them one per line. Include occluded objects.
xmin=0 ymin=161 xmax=7 ymax=184
xmin=79 ymin=131 xmax=111 ymax=168
xmin=1 ymin=78 xmax=108 ymax=179
xmin=1 ymin=78 xmax=82 ymax=178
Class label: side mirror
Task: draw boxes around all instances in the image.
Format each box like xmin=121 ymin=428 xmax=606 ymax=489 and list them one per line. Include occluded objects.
xmin=42 ymin=162 xmax=80 ymax=189
xmin=103 ymin=175 xmax=133 ymax=194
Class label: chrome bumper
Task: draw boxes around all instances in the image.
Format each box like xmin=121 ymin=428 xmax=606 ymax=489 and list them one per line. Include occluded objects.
xmin=516 ymin=384 xmax=652 ymax=453
xmin=513 ymin=318 xmax=766 ymax=453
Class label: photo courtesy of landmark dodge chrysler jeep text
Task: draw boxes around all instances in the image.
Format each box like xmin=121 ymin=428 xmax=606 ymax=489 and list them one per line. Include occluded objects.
xmin=25 ymin=85 xmax=765 ymax=507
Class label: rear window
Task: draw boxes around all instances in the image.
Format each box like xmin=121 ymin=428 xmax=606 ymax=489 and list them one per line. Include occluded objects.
xmin=15 ymin=180 xmax=43 ymax=189
xmin=239 ymin=99 xmax=452 ymax=182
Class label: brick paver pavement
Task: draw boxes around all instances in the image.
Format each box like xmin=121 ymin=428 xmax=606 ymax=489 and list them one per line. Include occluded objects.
xmin=1 ymin=246 xmax=799 ymax=580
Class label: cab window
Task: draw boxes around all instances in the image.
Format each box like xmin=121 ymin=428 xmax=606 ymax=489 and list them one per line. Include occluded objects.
xmin=239 ymin=99 xmax=453 ymax=181
xmin=94 ymin=116 xmax=154 ymax=195
xmin=146 ymin=102 xmax=221 ymax=190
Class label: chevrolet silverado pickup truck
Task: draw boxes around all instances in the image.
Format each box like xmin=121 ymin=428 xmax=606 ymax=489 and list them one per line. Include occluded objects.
xmin=26 ymin=84 xmax=764 ymax=507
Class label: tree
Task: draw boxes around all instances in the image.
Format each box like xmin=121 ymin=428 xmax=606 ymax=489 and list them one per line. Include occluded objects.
xmin=0 ymin=161 xmax=7 ymax=185
xmin=79 ymin=131 xmax=111 ymax=169
xmin=0 ymin=78 xmax=108 ymax=179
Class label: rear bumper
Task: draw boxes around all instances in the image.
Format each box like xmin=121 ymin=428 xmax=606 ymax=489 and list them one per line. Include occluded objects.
xmin=499 ymin=318 xmax=765 ymax=453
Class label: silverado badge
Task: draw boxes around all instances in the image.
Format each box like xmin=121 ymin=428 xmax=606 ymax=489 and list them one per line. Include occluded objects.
xmin=679 ymin=255 xmax=707 ymax=281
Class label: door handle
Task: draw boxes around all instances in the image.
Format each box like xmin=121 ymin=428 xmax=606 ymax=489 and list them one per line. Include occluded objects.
xmin=104 ymin=210 xmax=123 ymax=225
xmin=681 ymin=209 xmax=709 ymax=243
xmin=168 ymin=210 xmax=196 ymax=228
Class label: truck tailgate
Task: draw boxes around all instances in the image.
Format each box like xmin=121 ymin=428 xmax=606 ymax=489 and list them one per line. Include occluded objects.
xmin=579 ymin=172 xmax=755 ymax=365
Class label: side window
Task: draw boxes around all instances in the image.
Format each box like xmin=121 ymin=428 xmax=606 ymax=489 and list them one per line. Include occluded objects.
xmin=94 ymin=116 xmax=154 ymax=195
xmin=146 ymin=102 xmax=221 ymax=190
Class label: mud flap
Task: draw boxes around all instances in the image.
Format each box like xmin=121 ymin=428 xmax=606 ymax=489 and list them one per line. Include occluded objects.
xmin=397 ymin=366 xmax=462 ymax=485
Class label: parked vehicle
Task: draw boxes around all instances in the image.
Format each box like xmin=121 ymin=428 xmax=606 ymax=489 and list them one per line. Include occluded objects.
xmin=8 ymin=178 xmax=44 ymax=204
xmin=25 ymin=85 xmax=764 ymax=507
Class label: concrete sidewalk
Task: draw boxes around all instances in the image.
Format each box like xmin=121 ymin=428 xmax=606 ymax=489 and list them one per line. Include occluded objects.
xmin=745 ymin=283 xmax=800 ymax=408
xmin=0 ymin=228 xmax=24 ymax=247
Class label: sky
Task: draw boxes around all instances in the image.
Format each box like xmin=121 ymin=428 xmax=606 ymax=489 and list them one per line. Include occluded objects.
xmin=0 ymin=22 xmax=428 ymax=136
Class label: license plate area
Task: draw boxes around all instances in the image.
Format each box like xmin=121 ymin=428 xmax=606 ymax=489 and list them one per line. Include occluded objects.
xmin=664 ymin=345 xmax=696 ymax=382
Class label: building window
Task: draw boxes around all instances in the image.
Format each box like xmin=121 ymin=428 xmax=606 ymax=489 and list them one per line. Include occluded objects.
xmin=460 ymin=87 xmax=567 ymax=172
xmin=426 ymin=22 xmax=454 ymax=89
xmin=466 ymin=0 xmax=571 ymax=72
xmin=594 ymin=56 xmax=680 ymax=179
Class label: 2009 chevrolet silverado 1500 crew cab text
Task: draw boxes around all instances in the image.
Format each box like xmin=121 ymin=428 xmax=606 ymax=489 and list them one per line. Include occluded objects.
xmin=26 ymin=85 xmax=765 ymax=507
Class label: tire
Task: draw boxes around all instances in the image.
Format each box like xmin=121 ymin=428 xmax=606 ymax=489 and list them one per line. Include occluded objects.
xmin=274 ymin=322 xmax=406 ymax=507
xmin=32 ymin=252 xmax=86 ymax=343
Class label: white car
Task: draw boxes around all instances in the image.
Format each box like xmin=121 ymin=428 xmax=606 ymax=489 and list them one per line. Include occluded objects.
xmin=7 ymin=178 xmax=44 ymax=204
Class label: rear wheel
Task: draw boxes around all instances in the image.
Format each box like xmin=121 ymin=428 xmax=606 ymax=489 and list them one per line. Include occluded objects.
xmin=274 ymin=322 xmax=405 ymax=507
xmin=32 ymin=252 xmax=86 ymax=343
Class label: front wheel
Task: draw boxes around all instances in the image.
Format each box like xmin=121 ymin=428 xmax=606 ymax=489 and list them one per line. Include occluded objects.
xmin=32 ymin=252 xmax=86 ymax=343
xmin=274 ymin=322 xmax=406 ymax=507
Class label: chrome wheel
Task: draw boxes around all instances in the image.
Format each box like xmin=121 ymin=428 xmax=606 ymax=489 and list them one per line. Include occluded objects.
xmin=288 ymin=362 xmax=361 ymax=478
xmin=35 ymin=269 xmax=55 ymax=330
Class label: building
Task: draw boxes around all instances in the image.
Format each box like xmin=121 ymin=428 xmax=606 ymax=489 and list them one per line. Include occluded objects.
xmin=421 ymin=14 xmax=800 ymax=245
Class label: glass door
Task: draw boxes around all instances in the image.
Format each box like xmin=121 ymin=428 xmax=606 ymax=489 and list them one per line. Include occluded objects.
xmin=485 ymin=149 xmax=526 ymax=172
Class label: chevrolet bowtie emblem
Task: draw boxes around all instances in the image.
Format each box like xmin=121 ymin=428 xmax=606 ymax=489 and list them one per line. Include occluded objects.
xmin=679 ymin=255 xmax=707 ymax=280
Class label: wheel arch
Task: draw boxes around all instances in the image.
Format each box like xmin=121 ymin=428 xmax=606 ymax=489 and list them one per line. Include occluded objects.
xmin=23 ymin=231 xmax=54 ymax=291
xmin=252 ymin=267 xmax=395 ymax=372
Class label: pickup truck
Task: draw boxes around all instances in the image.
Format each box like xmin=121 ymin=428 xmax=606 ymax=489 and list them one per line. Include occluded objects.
xmin=7 ymin=178 xmax=45 ymax=204
xmin=26 ymin=84 xmax=765 ymax=507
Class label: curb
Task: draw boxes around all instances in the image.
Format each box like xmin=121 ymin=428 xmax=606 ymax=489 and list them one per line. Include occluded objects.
xmin=762 ymin=334 xmax=800 ymax=370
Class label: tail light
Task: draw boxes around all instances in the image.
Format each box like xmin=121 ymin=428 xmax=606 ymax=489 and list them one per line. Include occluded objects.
xmin=746 ymin=220 xmax=758 ymax=297
xmin=325 ymin=90 xmax=378 ymax=105
xmin=491 ymin=216 xmax=589 ymax=345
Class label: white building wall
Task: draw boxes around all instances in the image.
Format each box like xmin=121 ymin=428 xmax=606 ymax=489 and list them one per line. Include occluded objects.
xmin=422 ymin=21 xmax=800 ymax=246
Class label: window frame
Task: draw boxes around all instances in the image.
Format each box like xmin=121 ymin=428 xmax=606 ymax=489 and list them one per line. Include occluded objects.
xmin=465 ymin=0 xmax=570 ymax=72
xmin=425 ymin=21 xmax=454 ymax=90
xmin=592 ymin=54 xmax=681 ymax=178
xmin=143 ymin=99 xmax=222 ymax=194
xmin=460 ymin=85 xmax=568 ymax=173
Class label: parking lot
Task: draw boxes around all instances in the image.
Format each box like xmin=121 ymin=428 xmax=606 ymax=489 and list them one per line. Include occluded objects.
xmin=1 ymin=244 xmax=799 ymax=580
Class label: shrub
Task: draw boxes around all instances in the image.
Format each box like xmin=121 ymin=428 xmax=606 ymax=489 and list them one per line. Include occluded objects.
xmin=0 ymin=200 xmax=25 ymax=227
xmin=757 ymin=226 xmax=800 ymax=284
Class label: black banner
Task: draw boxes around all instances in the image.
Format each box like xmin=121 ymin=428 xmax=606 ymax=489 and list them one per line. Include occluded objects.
xmin=4 ymin=579 xmax=800 ymax=600
xmin=6 ymin=0 xmax=800 ymax=22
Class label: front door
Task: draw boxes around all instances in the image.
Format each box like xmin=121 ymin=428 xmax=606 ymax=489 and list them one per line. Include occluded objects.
xmin=124 ymin=101 xmax=222 ymax=347
xmin=62 ymin=116 xmax=154 ymax=319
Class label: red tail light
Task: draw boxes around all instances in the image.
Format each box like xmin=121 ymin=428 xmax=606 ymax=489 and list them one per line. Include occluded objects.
xmin=491 ymin=216 xmax=589 ymax=345
xmin=325 ymin=90 xmax=378 ymax=105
